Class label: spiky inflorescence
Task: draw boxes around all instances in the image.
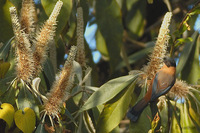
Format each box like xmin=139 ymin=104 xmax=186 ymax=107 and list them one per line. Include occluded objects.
xmin=76 ymin=7 xmax=86 ymax=67
xmin=20 ymin=0 xmax=36 ymax=38
xmin=33 ymin=0 xmax=63 ymax=77
xmin=44 ymin=46 xmax=77 ymax=116
xmin=10 ymin=7 xmax=34 ymax=82
xmin=168 ymin=79 xmax=190 ymax=99
xmin=142 ymin=12 xmax=172 ymax=83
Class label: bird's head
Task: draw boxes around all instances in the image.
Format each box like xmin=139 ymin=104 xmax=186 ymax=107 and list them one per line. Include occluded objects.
xmin=163 ymin=57 xmax=176 ymax=67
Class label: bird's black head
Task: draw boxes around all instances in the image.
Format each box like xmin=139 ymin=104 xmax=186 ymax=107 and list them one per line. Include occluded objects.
xmin=163 ymin=57 xmax=176 ymax=67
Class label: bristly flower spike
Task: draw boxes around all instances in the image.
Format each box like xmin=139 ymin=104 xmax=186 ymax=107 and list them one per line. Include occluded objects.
xmin=9 ymin=7 xmax=35 ymax=82
xmin=43 ymin=46 xmax=77 ymax=116
xmin=169 ymin=79 xmax=193 ymax=99
xmin=142 ymin=12 xmax=172 ymax=82
xmin=76 ymin=7 xmax=86 ymax=67
xmin=33 ymin=0 xmax=63 ymax=77
xmin=20 ymin=0 xmax=37 ymax=39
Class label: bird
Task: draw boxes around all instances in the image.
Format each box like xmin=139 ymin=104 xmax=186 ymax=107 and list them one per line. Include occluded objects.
xmin=127 ymin=57 xmax=176 ymax=122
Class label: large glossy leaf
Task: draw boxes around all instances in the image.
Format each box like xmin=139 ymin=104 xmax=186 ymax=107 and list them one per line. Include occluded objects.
xmin=0 ymin=61 xmax=10 ymax=78
xmin=0 ymin=79 xmax=17 ymax=104
xmin=125 ymin=0 xmax=146 ymax=39
xmin=129 ymin=106 xmax=152 ymax=133
xmin=96 ymin=29 xmax=109 ymax=58
xmin=35 ymin=123 xmax=48 ymax=133
xmin=43 ymin=58 xmax=55 ymax=87
xmin=14 ymin=107 xmax=36 ymax=133
xmin=129 ymin=83 xmax=152 ymax=133
xmin=176 ymin=31 xmax=198 ymax=76
xmin=0 ymin=0 xmax=14 ymax=42
xmin=180 ymin=103 xmax=198 ymax=132
xmin=0 ymin=76 xmax=15 ymax=96
xmin=181 ymin=33 xmax=199 ymax=84
xmin=116 ymin=46 xmax=153 ymax=70
xmin=0 ymin=103 xmax=15 ymax=128
xmin=96 ymin=0 xmax=123 ymax=71
xmin=0 ymin=37 xmax=13 ymax=61
xmin=80 ymin=75 xmax=137 ymax=112
xmin=171 ymin=112 xmax=182 ymax=133
xmin=17 ymin=83 xmax=40 ymax=117
xmin=96 ymin=81 xmax=136 ymax=133
xmin=41 ymin=0 xmax=72 ymax=39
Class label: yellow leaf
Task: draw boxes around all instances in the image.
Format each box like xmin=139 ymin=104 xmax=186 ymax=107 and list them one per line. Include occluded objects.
xmin=14 ymin=107 xmax=36 ymax=133
xmin=0 ymin=103 xmax=15 ymax=128
xmin=0 ymin=61 xmax=10 ymax=78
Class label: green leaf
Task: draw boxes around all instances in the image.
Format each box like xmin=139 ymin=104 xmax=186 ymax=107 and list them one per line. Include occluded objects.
xmin=0 ymin=0 xmax=14 ymax=42
xmin=14 ymin=107 xmax=36 ymax=133
xmin=176 ymin=31 xmax=198 ymax=75
xmin=35 ymin=123 xmax=48 ymax=133
xmin=0 ymin=103 xmax=15 ymax=128
xmin=96 ymin=81 xmax=136 ymax=133
xmin=41 ymin=0 xmax=72 ymax=39
xmin=0 ymin=79 xmax=17 ymax=105
xmin=96 ymin=0 xmax=123 ymax=71
xmin=171 ymin=112 xmax=182 ymax=133
xmin=80 ymin=75 xmax=137 ymax=112
xmin=43 ymin=58 xmax=55 ymax=87
xmin=0 ymin=76 xmax=15 ymax=96
xmin=116 ymin=46 xmax=153 ymax=70
xmin=125 ymin=0 xmax=146 ymax=39
xmin=181 ymin=33 xmax=199 ymax=84
xmin=73 ymin=61 xmax=83 ymax=83
xmin=0 ymin=61 xmax=10 ymax=78
xmin=96 ymin=29 xmax=109 ymax=58
xmin=129 ymin=83 xmax=152 ymax=133
xmin=180 ymin=103 xmax=198 ymax=132
xmin=17 ymin=83 xmax=40 ymax=117
xmin=159 ymin=101 xmax=169 ymax=133
xmin=83 ymin=111 xmax=95 ymax=133
xmin=175 ymin=37 xmax=193 ymax=47
xmin=189 ymin=104 xmax=200 ymax=127
xmin=0 ymin=37 xmax=14 ymax=61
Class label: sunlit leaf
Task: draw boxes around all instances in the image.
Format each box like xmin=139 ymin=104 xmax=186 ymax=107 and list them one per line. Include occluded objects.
xmin=0 ymin=103 xmax=15 ymax=128
xmin=96 ymin=0 xmax=123 ymax=71
xmin=17 ymin=83 xmax=40 ymax=117
xmin=73 ymin=61 xmax=82 ymax=83
xmin=41 ymin=0 xmax=72 ymax=39
xmin=14 ymin=107 xmax=36 ymax=133
xmin=180 ymin=103 xmax=198 ymax=132
xmin=189 ymin=105 xmax=200 ymax=127
xmin=80 ymin=75 xmax=137 ymax=112
xmin=96 ymin=29 xmax=109 ymax=58
xmin=181 ymin=33 xmax=199 ymax=84
xmin=83 ymin=111 xmax=95 ymax=133
xmin=129 ymin=83 xmax=152 ymax=133
xmin=125 ymin=0 xmax=146 ymax=39
xmin=171 ymin=112 xmax=181 ymax=133
xmin=0 ymin=61 xmax=10 ymax=78
xmin=176 ymin=31 xmax=198 ymax=75
xmin=96 ymin=81 xmax=136 ymax=133
xmin=0 ymin=1 xmax=14 ymax=42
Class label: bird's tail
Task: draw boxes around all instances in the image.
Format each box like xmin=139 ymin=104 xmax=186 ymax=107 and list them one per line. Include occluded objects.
xmin=127 ymin=98 xmax=149 ymax=122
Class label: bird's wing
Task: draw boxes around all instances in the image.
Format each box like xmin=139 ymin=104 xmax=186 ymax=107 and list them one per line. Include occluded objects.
xmin=150 ymin=72 xmax=174 ymax=101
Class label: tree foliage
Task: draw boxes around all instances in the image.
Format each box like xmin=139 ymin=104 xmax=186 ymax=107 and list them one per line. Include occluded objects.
xmin=0 ymin=0 xmax=200 ymax=133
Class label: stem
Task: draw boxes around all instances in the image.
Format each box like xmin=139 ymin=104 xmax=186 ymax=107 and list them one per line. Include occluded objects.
xmin=170 ymin=0 xmax=200 ymax=56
